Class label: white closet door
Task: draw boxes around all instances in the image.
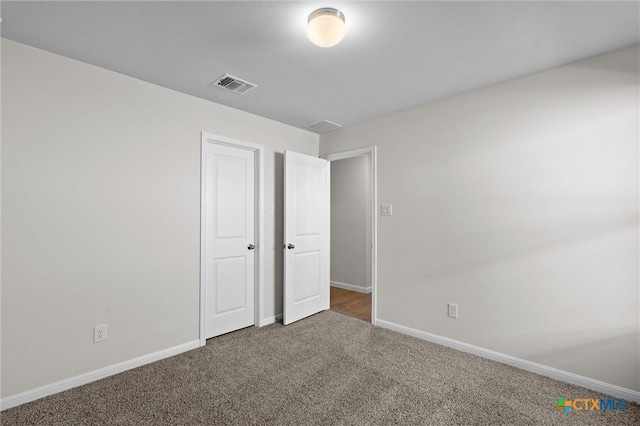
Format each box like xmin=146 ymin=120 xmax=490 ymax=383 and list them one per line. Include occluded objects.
xmin=204 ymin=143 xmax=255 ymax=338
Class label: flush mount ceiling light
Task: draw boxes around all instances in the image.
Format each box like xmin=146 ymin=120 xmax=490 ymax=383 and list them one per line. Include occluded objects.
xmin=307 ymin=8 xmax=346 ymax=48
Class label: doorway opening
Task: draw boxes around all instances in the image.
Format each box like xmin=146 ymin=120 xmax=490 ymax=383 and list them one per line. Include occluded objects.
xmin=326 ymin=147 xmax=377 ymax=324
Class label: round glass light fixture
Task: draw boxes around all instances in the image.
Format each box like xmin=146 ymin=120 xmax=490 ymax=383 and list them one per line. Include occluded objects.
xmin=307 ymin=8 xmax=346 ymax=48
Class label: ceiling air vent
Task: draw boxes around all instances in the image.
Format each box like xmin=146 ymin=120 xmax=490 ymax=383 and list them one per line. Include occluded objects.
xmin=305 ymin=120 xmax=343 ymax=134
xmin=213 ymin=74 xmax=257 ymax=94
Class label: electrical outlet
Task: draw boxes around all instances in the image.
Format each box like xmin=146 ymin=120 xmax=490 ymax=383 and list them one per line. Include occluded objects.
xmin=447 ymin=303 xmax=458 ymax=319
xmin=381 ymin=204 xmax=393 ymax=216
xmin=94 ymin=324 xmax=108 ymax=343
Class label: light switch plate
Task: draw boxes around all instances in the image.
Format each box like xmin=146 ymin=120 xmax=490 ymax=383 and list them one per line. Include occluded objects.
xmin=381 ymin=204 xmax=393 ymax=216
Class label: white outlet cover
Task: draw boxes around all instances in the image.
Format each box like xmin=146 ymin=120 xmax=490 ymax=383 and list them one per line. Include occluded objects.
xmin=381 ymin=204 xmax=393 ymax=216
xmin=447 ymin=303 xmax=458 ymax=319
xmin=94 ymin=324 xmax=108 ymax=343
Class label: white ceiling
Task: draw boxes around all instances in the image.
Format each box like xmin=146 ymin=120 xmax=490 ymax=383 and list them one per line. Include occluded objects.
xmin=2 ymin=1 xmax=639 ymax=132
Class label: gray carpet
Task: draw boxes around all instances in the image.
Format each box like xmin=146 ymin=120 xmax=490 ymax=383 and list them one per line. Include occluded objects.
xmin=1 ymin=311 xmax=638 ymax=425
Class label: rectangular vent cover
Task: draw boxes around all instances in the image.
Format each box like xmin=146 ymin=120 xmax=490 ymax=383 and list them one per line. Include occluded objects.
xmin=305 ymin=120 xmax=343 ymax=134
xmin=214 ymin=74 xmax=257 ymax=94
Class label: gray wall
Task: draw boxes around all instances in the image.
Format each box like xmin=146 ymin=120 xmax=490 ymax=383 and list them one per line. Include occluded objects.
xmin=321 ymin=47 xmax=640 ymax=392
xmin=1 ymin=39 xmax=318 ymax=398
xmin=330 ymin=155 xmax=372 ymax=291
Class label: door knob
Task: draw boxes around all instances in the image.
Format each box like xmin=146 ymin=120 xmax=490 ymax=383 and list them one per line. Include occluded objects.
xmin=287 ymin=243 xmax=295 ymax=250
xmin=247 ymin=244 xmax=255 ymax=250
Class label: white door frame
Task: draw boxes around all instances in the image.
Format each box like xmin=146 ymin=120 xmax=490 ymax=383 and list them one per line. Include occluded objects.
xmin=200 ymin=132 xmax=265 ymax=346
xmin=325 ymin=146 xmax=378 ymax=325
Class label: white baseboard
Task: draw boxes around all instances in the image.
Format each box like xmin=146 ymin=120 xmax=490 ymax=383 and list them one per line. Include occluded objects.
xmin=261 ymin=314 xmax=283 ymax=326
xmin=0 ymin=339 xmax=200 ymax=411
xmin=330 ymin=280 xmax=372 ymax=294
xmin=376 ymin=320 xmax=640 ymax=404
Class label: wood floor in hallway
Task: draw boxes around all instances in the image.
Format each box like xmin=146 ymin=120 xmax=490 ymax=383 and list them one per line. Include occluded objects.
xmin=330 ymin=286 xmax=372 ymax=323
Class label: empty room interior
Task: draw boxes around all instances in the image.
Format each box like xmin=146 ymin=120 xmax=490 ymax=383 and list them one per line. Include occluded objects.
xmin=1 ymin=1 xmax=639 ymax=424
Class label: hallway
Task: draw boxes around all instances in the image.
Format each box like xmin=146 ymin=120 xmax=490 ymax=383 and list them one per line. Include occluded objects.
xmin=330 ymin=287 xmax=371 ymax=323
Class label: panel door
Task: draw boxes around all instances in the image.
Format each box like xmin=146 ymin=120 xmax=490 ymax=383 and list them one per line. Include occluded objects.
xmin=204 ymin=143 xmax=255 ymax=338
xmin=283 ymin=150 xmax=330 ymax=325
